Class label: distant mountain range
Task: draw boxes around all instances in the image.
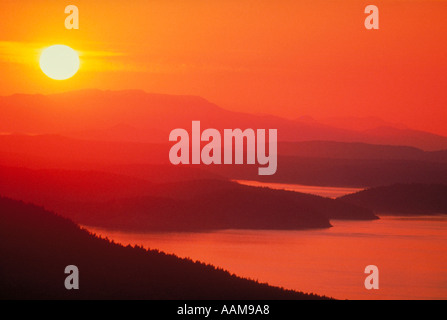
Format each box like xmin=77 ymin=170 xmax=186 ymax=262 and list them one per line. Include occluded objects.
xmin=1 ymin=89 xmax=447 ymax=150
xmin=1 ymin=134 xmax=447 ymax=187
xmin=0 ymin=197 xmax=328 ymax=299
xmin=210 ymin=157 xmax=447 ymax=188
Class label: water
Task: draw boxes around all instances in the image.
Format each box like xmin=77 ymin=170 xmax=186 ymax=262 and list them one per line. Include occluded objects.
xmin=83 ymin=183 xmax=447 ymax=300
xmin=234 ymin=180 xmax=363 ymax=198
xmin=85 ymin=215 xmax=447 ymax=300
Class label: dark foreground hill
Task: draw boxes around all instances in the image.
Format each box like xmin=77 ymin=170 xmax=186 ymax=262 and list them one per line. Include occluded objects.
xmin=339 ymin=184 xmax=447 ymax=215
xmin=0 ymin=197 xmax=327 ymax=300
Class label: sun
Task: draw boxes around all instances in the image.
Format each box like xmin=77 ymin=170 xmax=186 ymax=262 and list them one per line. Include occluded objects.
xmin=39 ymin=45 xmax=80 ymax=80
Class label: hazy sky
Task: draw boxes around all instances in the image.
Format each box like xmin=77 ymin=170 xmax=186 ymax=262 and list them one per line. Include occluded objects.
xmin=0 ymin=0 xmax=446 ymax=135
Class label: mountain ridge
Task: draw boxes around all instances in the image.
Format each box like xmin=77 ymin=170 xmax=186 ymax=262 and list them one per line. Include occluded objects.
xmin=1 ymin=89 xmax=447 ymax=150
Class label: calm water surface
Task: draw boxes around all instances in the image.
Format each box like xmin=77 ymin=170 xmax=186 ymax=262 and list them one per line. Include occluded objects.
xmin=86 ymin=215 xmax=447 ymax=300
xmin=85 ymin=183 xmax=447 ymax=300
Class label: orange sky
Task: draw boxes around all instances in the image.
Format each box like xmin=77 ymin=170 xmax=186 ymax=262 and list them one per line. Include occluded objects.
xmin=0 ymin=0 xmax=446 ymax=135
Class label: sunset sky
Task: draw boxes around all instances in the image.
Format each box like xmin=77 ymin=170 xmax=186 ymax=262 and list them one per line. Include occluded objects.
xmin=0 ymin=0 xmax=446 ymax=135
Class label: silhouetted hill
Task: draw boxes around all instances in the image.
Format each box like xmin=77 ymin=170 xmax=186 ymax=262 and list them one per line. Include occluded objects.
xmin=278 ymin=141 xmax=447 ymax=161
xmin=339 ymin=184 xmax=447 ymax=215
xmin=0 ymin=166 xmax=376 ymax=231
xmin=2 ymin=134 xmax=447 ymax=187
xmin=0 ymin=90 xmax=356 ymax=144
xmin=2 ymin=135 xmax=447 ymax=167
xmin=0 ymin=133 xmax=170 ymax=165
xmin=0 ymin=197 xmax=327 ymax=299
xmin=0 ymin=165 xmax=156 ymax=203
xmin=154 ymin=179 xmax=376 ymax=221
xmin=1 ymin=90 xmax=447 ymax=150
xmin=363 ymin=126 xmax=447 ymax=152
xmin=209 ymin=157 xmax=447 ymax=188
xmin=315 ymin=116 xmax=407 ymax=132
xmin=63 ymin=183 xmax=377 ymax=232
